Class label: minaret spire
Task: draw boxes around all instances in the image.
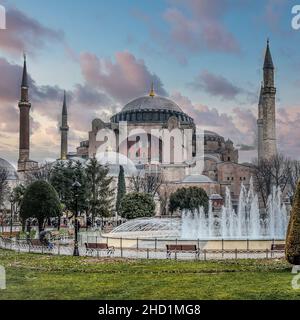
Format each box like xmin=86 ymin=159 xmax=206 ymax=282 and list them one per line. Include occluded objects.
xmin=21 ymin=53 xmax=28 ymax=89
xmin=60 ymin=90 xmax=69 ymax=160
xmin=18 ymin=54 xmax=37 ymax=171
xmin=259 ymin=39 xmax=277 ymax=160
xmin=62 ymin=90 xmax=67 ymax=115
xmin=257 ymin=83 xmax=264 ymax=161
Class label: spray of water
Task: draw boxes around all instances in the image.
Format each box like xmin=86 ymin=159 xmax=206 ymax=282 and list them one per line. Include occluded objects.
xmin=181 ymin=178 xmax=289 ymax=239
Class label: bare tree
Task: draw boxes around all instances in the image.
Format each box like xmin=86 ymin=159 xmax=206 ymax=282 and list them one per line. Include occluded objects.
xmin=287 ymin=160 xmax=300 ymax=204
xmin=253 ymin=154 xmax=291 ymax=207
xmin=129 ymin=169 xmax=164 ymax=197
xmin=24 ymin=162 xmax=53 ymax=185
xmin=158 ymin=181 xmax=176 ymax=215
xmin=0 ymin=167 xmax=9 ymax=209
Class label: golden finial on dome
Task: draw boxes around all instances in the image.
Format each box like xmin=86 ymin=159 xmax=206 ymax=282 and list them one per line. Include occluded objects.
xmin=149 ymin=81 xmax=155 ymax=97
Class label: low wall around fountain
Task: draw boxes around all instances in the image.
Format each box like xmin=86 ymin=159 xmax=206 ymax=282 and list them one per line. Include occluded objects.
xmin=90 ymin=232 xmax=285 ymax=251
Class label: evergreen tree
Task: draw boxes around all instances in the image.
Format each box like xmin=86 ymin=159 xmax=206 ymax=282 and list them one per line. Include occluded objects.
xmin=20 ymin=181 xmax=62 ymax=232
xmin=286 ymin=180 xmax=300 ymax=265
xmin=116 ymin=165 xmax=126 ymax=214
xmin=169 ymin=186 xmax=209 ymax=214
xmin=85 ymin=158 xmax=114 ymax=223
xmin=120 ymin=192 xmax=155 ymax=219
xmin=50 ymin=160 xmax=88 ymax=215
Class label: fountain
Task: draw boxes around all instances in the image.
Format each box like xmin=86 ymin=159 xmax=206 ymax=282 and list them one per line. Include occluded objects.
xmin=107 ymin=178 xmax=289 ymax=240
xmin=181 ymin=178 xmax=289 ymax=240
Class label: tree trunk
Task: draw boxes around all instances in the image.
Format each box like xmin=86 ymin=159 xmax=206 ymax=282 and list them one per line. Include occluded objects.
xmin=38 ymin=218 xmax=44 ymax=233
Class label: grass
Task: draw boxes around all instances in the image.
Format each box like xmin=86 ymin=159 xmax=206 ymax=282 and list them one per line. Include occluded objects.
xmin=0 ymin=249 xmax=299 ymax=300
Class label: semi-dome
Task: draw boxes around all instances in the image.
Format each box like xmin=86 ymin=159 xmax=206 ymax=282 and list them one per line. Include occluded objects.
xmin=0 ymin=158 xmax=18 ymax=180
xmin=181 ymin=174 xmax=214 ymax=184
xmin=122 ymin=95 xmax=183 ymax=113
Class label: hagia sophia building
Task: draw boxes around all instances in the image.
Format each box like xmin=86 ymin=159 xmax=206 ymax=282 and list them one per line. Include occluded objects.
xmin=1 ymin=41 xmax=277 ymax=212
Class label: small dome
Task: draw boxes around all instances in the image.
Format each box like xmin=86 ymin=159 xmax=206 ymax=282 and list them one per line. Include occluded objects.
xmin=0 ymin=158 xmax=18 ymax=180
xmin=205 ymin=130 xmax=221 ymax=137
xmin=209 ymin=193 xmax=223 ymax=200
xmin=182 ymin=174 xmax=214 ymax=184
xmin=122 ymin=95 xmax=183 ymax=113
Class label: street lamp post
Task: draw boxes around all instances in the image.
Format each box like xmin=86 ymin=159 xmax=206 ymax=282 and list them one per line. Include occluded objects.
xmin=72 ymin=181 xmax=81 ymax=256
xmin=9 ymin=194 xmax=14 ymax=238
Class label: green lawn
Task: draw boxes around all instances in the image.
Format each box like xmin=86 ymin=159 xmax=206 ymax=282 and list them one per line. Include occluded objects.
xmin=0 ymin=249 xmax=299 ymax=300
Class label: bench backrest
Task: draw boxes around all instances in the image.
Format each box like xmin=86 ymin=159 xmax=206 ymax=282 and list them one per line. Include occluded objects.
xmin=166 ymin=244 xmax=197 ymax=251
xmin=271 ymin=244 xmax=285 ymax=250
xmin=0 ymin=232 xmax=20 ymax=238
xmin=30 ymin=239 xmax=43 ymax=246
xmin=85 ymin=243 xmax=108 ymax=249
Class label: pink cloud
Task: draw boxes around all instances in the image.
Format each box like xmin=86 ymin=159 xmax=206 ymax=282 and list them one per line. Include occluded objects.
xmin=0 ymin=7 xmax=64 ymax=56
xmin=171 ymin=91 xmax=256 ymax=146
xmin=136 ymin=0 xmax=240 ymax=64
xmin=188 ymin=70 xmax=243 ymax=100
xmin=80 ymin=51 xmax=167 ymax=104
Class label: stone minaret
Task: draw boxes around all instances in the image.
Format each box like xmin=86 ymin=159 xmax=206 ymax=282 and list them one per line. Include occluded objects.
xmin=18 ymin=55 xmax=32 ymax=172
xmin=257 ymin=84 xmax=264 ymax=161
xmin=259 ymin=40 xmax=277 ymax=160
xmin=60 ymin=90 xmax=69 ymax=160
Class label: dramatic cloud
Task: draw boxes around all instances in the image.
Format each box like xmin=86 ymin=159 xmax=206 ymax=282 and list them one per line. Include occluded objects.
xmin=276 ymin=106 xmax=300 ymax=159
xmin=188 ymin=71 xmax=243 ymax=100
xmin=0 ymin=57 xmax=116 ymax=163
xmin=0 ymin=7 xmax=64 ymax=55
xmin=171 ymin=91 xmax=257 ymax=148
xmin=134 ymin=0 xmax=240 ymax=64
xmin=80 ymin=51 xmax=167 ymax=104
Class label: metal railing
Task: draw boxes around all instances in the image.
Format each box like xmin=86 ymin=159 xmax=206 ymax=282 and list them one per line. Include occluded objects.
xmin=0 ymin=235 xmax=285 ymax=260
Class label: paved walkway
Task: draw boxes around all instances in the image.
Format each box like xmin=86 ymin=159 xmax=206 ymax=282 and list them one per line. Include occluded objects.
xmin=0 ymin=237 xmax=285 ymax=260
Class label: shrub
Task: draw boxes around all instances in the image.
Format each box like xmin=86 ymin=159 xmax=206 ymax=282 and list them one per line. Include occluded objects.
xmin=169 ymin=186 xmax=209 ymax=213
xmin=286 ymin=180 xmax=300 ymax=265
xmin=120 ymin=192 xmax=155 ymax=219
xmin=20 ymin=180 xmax=62 ymax=232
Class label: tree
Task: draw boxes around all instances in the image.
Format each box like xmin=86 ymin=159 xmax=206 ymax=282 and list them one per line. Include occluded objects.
xmin=120 ymin=192 xmax=155 ymax=219
xmin=253 ymin=154 xmax=291 ymax=207
xmin=116 ymin=165 xmax=126 ymax=214
xmin=50 ymin=160 xmax=88 ymax=215
xmin=286 ymin=180 xmax=300 ymax=265
xmin=169 ymin=187 xmax=209 ymax=214
xmin=24 ymin=162 xmax=52 ymax=185
xmin=85 ymin=158 xmax=114 ymax=222
xmin=287 ymin=160 xmax=300 ymax=204
xmin=158 ymin=182 xmax=176 ymax=215
xmin=20 ymin=180 xmax=62 ymax=232
xmin=129 ymin=169 xmax=163 ymax=196
xmin=0 ymin=168 xmax=8 ymax=209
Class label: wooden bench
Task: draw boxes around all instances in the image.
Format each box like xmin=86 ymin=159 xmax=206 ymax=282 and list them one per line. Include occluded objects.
xmin=271 ymin=244 xmax=285 ymax=251
xmin=0 ymin=231 xmax=20 ymax=239
xmin=0 ymin=236 xmax=13 ymax=246
xmin=28 ymin=239 xmax=54 ymax=250
xmin=166 ymin=244 xmax=200 ymax=259
xmin=85 ymin=243 xmax=114 ymax=256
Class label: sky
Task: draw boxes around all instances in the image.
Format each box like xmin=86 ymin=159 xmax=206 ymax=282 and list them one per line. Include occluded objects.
xmin=0 ymin=0 xmax=300 ymax=166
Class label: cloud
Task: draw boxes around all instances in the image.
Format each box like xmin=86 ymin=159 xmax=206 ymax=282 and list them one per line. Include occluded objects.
xmin=276 ymin=106 xmax=300 ymax=159
xmin=171 ymin=91 xmax=257 ymax=148
xmin=135 ymin=0 xmax=240 ymax=64
xmin=0 ymin=57 xmax=117 ymax=163
xmin=0 ymin=7 xmax=64 ymax=55
xmin=188 ymin=70 xmax=243 ymax=100
xmin=80 ymin=51 xmax=167 ymax=104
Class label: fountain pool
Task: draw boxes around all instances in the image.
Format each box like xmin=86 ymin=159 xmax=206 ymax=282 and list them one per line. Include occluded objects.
xmin=105 ymin=179 xmax=289 ymax=241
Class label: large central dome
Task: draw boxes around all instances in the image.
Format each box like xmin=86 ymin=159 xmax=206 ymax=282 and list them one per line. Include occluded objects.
xmin=122 ymin=95 xmax=183 ymax=113
xmin=111 ymin=94 xmax=194 ymax=125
